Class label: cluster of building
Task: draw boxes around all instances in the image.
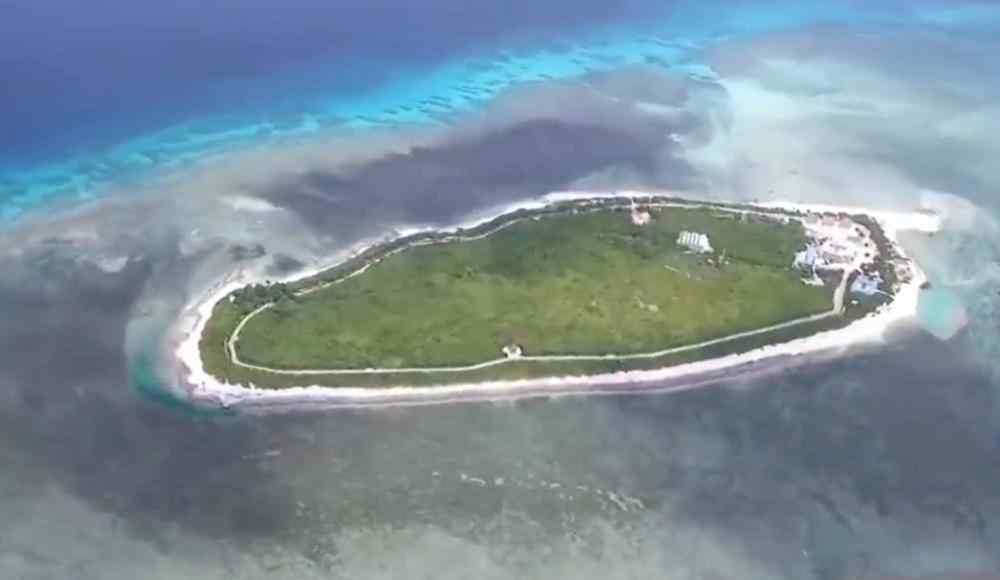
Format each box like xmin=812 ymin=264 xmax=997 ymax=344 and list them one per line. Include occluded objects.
xmin=795 ymin=214 xmax=874 ymax=272
xmin=620 ymin=201 xmax=899 ymax=305
xmin=793 ymin=213 xmax=893 ymax=297
xmin=623 ymin=201 xmax=894 ymax=302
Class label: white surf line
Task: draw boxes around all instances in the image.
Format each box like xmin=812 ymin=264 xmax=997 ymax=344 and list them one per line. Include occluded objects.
xmin=223 ymin=201 xmax=854 ymax=376
xmin=176 ymin=192 xmax=934 ymax=412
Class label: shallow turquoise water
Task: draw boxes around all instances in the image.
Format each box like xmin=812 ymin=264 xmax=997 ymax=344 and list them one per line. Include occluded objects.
xmin=0 ymin=0 xmax=923 ymax=224
xmin=130 ymin=354 xmax=234 ymax=418
xmin=918 ymin=286 xmax=969 ymax=340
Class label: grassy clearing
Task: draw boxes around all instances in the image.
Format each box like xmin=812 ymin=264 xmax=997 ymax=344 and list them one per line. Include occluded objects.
xmin=200 ymin=308 xmax=852 ymax=389
xmin=226 ymin=206 xmax=831 ymax=372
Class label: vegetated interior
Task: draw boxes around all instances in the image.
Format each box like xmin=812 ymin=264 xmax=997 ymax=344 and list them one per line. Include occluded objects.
xmin=231 ymin=206 xmax=832 ymax=370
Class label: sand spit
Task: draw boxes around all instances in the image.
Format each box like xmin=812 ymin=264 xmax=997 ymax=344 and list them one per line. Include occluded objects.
xmin=171 ymin=191 xmax=938 ymax=413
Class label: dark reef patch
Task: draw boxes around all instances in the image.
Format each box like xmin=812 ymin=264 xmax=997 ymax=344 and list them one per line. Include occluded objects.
xmin=0 ymin=106 xmax=997 ymax=576
xmin=264 ymin=119 xmax=675 ymax=234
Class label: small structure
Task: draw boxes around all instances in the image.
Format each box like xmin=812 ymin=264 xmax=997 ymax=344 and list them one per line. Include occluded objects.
xmin=851 ymin=273 xmax=883 ymax=296
xmin=631 ymin=207 xmax=651 ymax=226
xmin=822 ymin=251 xmax=852 ymax=265
xmin=630 ymin=199 xmax=651 ymax=226
xmin=794 ymin=244 xmax=819 ymax=270
xmin=501 ymin=344 xmax=524 ymax=359
xmin=677 ymin=231 xmax=713 ymax=253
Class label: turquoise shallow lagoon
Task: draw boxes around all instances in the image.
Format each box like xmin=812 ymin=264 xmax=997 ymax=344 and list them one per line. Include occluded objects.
xmin=0 ymin=0 xmax=936 ymax=223
xmin=918 ymin=286 xmax=969 ymax=340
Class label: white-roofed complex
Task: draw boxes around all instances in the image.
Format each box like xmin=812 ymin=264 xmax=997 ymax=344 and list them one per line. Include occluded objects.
xmin=677 ymin=231 xmax=713 ymax=253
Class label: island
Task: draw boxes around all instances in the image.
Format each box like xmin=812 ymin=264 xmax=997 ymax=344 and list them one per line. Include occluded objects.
xmin=175 ymin=193 xmax=938 ymax=409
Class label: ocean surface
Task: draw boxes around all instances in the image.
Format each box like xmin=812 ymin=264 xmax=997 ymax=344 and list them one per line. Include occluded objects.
xmin=2 ymin=0 xmax=1000 ymax=578
xmin=4 ymin=0 xmax=989 ymax=221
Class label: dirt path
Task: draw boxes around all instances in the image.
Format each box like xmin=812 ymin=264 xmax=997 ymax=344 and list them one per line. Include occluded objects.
xmin=223 ymin=201 xmax=854 ymax=377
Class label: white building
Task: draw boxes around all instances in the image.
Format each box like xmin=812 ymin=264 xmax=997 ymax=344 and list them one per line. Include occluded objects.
xmin=677 ymin=231 xmax=713 ymax=253
xmin=631 ymin=207 xmax=651 ymax=226
xmin=794 ymin=244 xmax=819 ymax=270
xmin=501 ymin=344 xmax=523 ymax=359
xmin=851 ymin=272 xmax=883 ymax=296
xmin=630 ymin=199 xmax=651 ymax=226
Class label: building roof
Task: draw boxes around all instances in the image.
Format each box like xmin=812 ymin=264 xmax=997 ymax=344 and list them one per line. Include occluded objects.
xmin=851 ymin=273 xmax=882 ymax=295
xmin=631 ymin=208 xmax=651 ymax=225
xmin=677 ymin=231 xmax=713 ymax=253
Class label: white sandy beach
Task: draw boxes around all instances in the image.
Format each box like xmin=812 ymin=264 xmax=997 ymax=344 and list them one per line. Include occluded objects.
xmin=172 ymin=191 xmax=939 ymax=412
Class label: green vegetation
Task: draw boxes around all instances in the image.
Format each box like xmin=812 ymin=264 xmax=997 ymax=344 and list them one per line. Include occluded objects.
xmin=201 ymin=204 xmax=835 ymax=388
xmin=230 ymin=282 xmax=295 ymax=313
xmin=200 ymin=305 xmax=849 ymax=390
xmin=851 ymin=213 xmax=901 ymax=292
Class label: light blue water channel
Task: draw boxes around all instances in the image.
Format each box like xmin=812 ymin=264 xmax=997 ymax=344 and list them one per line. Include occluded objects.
xmin=0 ymin=0 xmax=932 ymax=223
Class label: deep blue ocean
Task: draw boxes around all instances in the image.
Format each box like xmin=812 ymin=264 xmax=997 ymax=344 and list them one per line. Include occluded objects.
xmin=6 ymin=0 xmax=989 ymax=222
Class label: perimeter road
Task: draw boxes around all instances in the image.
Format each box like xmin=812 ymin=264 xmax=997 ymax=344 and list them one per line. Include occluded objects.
xmin=221 ymin=202 xmax=856 ymax=377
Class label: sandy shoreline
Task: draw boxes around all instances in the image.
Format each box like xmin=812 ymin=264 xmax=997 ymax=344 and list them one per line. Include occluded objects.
xmin=171 ymin=191 xmax=939 ymax=412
